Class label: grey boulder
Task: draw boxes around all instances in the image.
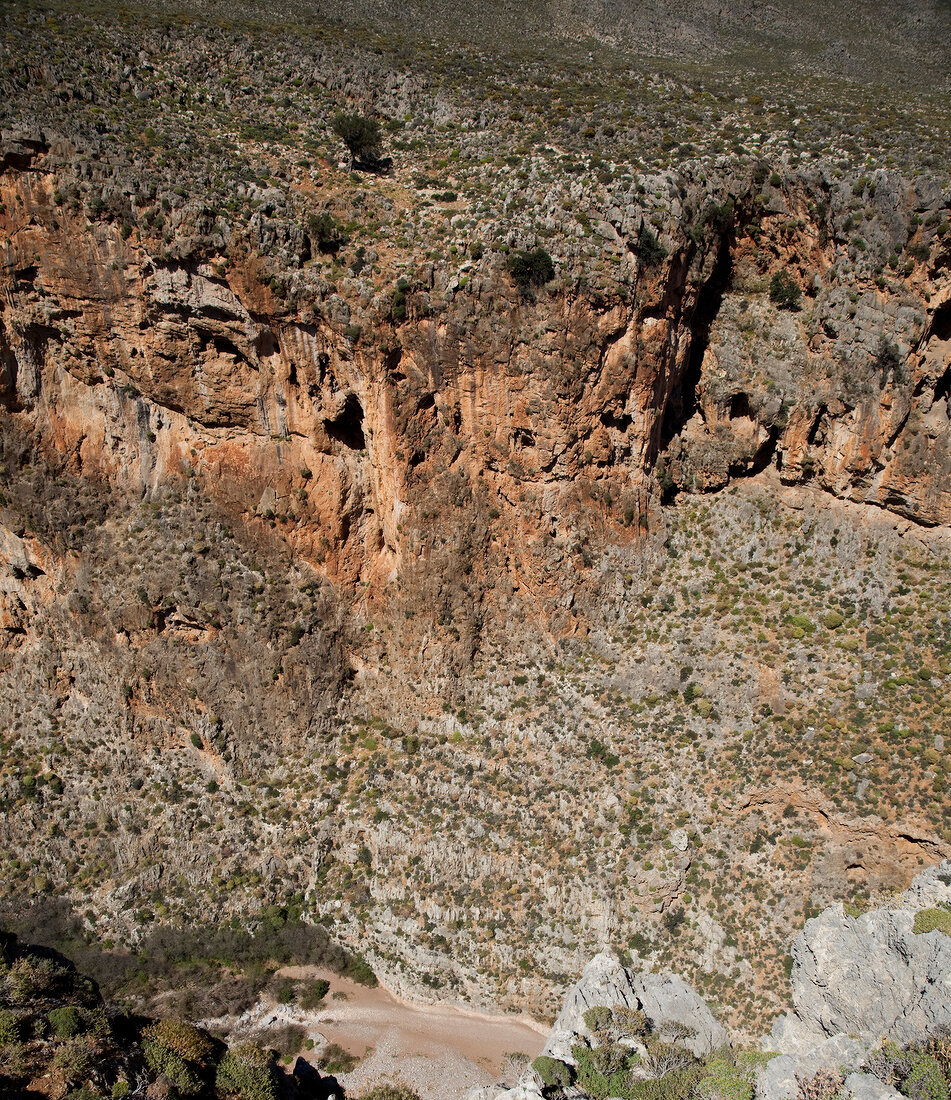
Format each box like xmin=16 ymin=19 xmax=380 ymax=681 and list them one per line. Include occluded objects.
xmin=542 ymin=949 xmax=727 ymax=1063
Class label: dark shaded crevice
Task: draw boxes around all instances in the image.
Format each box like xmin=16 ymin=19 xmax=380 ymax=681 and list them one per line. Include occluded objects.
xmin=600 ymin=409 xmax=632 ymax=431
xmin=884 ymin=402 xmax=913 ymax=449
xmin=726 ymin=425 xmax=780 ymax=480
xmin=198 ymin=304 xmax=245 ymax=324
xmin=2 ymin=138 xmax=49 ymax=172
xmin=935 ymin=363 xmax=951 ymax=405
xmin=730 ymin=393 xmax=752 ymax=419
xmin=208 ymin=334 xmax=245 ymax=360
xmin=929 ymin=299 xmax=951 ymax=342
xmin=323 ymin=393 xmax=365 ymax=450
xmin=254 ymin=329 xmax=279 ymax=358
xmin=807 ymin=405 xmax=827 ymax=445
xmin=0 ymin=320 xmax=19 ymax=410
xmin=386 ymin=354 xmax=406 ymax=387
xmin=660 ymin=236 xmax=732 ymax=451
xmin=10 ymin=562 xmax=44 ymax=580
xmin=13 ymin=265 xmax=38 ymax=289
xmin=749 ymin=425 xmax=781 ymax=476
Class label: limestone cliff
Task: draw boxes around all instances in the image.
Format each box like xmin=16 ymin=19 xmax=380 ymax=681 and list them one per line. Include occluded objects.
xmin=2 ymin=139 xmax=949 ymax=641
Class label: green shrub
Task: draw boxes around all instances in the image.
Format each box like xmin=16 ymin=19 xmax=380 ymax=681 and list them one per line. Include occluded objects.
xmin=359 ymin=1086 xmax=421 ymax=1100
xmin=142 ymin=1037 xmax=205 ymax=1095
xmin=299 ymin=977 xmax=330 ymax=1009
xmin=263 ymin=1023 xmax=305 ymax=1059
xmin=0 ymin=1008 xmax=22 ymax=1044
xmin=636 ymin=226 xmax=667 ymax=267
xmin=630 ymin=1065 xmax=703 ymax=1100
xmin=308 ymin=211 xmax=344 ymax=253
xmin=52 ymin=1036 xmax=94 ymax=1081
xmin=583 ymin=1005 xmax=614 ymax=1041
xmin=904 ymin=1055 xmax=948 ymax=1100
xmin=769 ymin=270 xmax=801 ymax=310
xmin=613 ymin=1006 xmax=649 ymax=1038
xmin=331 ymin=112 xmax=382 ymax=165
xmin=785 ymin=613 xmax=815 ymax=639
xmin=875 ymin=337 xmax=902 ymax=381
xmin=507 ymin=247 xmax=555 ymax=290
xmin=572 ymin=1042 xmax=636 ymax=1099
xmin=274 ymin=980 xmax=295 ymax=1004
xmin=913 ymin=908 xmax=951 ymax=936
xmin=319 ymin=1040 xmax=358 ymax=1073
xmin=344 ymin=952 xmax=377 ymax=986
xmin=823 ymin=611 xmax=844 ymax=630
xmin=391 ymin=277 xmax=411 ymax=322
xmin=532 ymin=1054 xmax=574 ymax=1088
xmin=216 ymin=1042 xmax=279 ymax=1100
xmin=698 ymin=1051 xmax=772 ymax=1100
xmin=142 ymin=1017 xmax=216 ymax=1065
xmin=48 ymin=1005 xmax=83 ymax=1038
xmin=663 ymin=906 xmax=686 ymax=935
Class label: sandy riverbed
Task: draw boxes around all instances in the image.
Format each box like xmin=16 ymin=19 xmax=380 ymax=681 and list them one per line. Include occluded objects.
xmin=271 ymin=967 xmax=548 ymax=1099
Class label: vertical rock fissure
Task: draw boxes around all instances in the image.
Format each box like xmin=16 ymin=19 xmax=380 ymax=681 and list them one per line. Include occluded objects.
xmin=659 ymin=235 xmax=734 ymax=454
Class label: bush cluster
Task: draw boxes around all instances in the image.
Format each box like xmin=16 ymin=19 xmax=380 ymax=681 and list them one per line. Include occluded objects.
xmin=769 ymin=270 xmax=802 ymax=310
xmin=507 ymin=247 xmax=555 ymax=290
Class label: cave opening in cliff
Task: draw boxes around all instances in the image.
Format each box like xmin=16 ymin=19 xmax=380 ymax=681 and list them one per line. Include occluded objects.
xmin=930 ymin=299 xmax=951 ymax=343
xmin=659 ymin=236 xmax=733 ymax=453
xmin=324 ymin=393 xmax=366 ymax=450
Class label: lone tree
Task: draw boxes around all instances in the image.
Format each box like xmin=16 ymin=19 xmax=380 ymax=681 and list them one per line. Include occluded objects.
xmin=635 ymin=224 xmax=667 ymax=267
xmin=769 ymin=269 xmax=802 ymax=310
xmin=507 ymin=247 xmax=554 ymax=291
xmin=331 ymin=112 xmax=382 ymax=169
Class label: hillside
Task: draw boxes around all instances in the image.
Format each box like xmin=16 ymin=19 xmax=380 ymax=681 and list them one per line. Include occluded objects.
xmin=0 ymin=0 xmax=949 ymax=1053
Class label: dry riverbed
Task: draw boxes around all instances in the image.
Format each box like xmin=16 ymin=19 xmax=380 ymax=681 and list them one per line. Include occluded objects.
xmin=209 ymin=967 xmax=548 ymax=1100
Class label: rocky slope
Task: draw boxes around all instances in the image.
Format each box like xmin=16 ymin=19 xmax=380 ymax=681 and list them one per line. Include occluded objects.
xmin=474 ymin=860 xmax=951 ymax=1100
xmin=2 ymin=863 xmax=948 ymax=1100
xmin=0 ymin=0 xmax=950 ymax=1039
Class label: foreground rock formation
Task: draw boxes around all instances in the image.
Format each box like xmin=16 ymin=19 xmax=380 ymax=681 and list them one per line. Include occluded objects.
xmin=474 ymin=861 xmax=951 ymax=1100
xmin=760 ymin=860 xmax=951 ymax=1100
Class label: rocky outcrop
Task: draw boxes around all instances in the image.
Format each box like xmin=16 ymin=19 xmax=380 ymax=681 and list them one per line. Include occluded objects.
xmin=473 ymin=864 xmax=951 ymax=1100
xmin=759 ymin=860 xmax=951 ymax=1100
xmin=468 ymin=949 xmax=726 ymax=1100
xmin=541 ymin=949 xmax=727 ymax=1062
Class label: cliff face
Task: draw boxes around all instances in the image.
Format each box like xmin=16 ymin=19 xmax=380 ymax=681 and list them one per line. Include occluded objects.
xmin=2 ymin=145 xmax=949 ymax=645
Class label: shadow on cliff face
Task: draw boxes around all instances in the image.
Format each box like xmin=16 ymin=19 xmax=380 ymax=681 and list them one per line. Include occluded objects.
xmin=324 ymin=392 xmax=366 ymax=450
xmin=656 ymin=233 xmax=734 ymax=501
